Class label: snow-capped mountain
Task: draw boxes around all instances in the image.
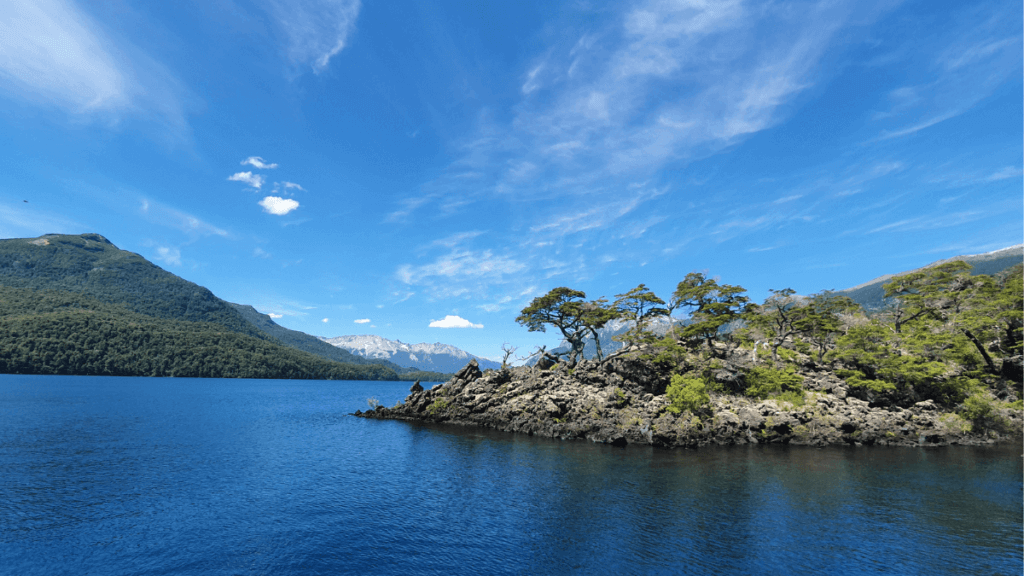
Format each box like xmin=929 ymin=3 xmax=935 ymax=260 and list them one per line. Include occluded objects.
xmin=320 ymin=335 xmax=501 ymax=373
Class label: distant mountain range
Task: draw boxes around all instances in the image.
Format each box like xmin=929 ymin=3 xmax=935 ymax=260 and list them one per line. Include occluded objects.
xmin=321 ymin=335 xmax=501 ymax=373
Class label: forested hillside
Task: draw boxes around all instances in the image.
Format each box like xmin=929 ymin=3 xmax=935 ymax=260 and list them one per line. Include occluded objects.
xmin=0 ymin=234 xmax=263 ymax=337
xmin=0 ymin=285 xmax=397 ymax=379
xmin=0 ymin=233 xmax=409 ymax=380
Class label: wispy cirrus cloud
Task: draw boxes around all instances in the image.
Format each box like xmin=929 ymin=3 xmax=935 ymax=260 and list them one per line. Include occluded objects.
xmin=139 ymin=198 xmax=229 ymax=238
xmin=869 ymin=4 xmax=1021 ymax=140
xmin=867 ymin=211 xmax=986 ymax=234
xmin=0 ymin=202 xmax=86 ymax=238
xmin=390 ymin=0 xmax=896 ymax=240
xmin=0 ymin=0 xmax=189 ymax=137
xmin=396 ymin=249 xmax=526 ymax=301
xmin=260 ymin=0 xmax=361 ymax=73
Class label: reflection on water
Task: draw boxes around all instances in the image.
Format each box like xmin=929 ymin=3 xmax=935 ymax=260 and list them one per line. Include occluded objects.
xmin=1 ymin=375 xmax=1020 ymax=576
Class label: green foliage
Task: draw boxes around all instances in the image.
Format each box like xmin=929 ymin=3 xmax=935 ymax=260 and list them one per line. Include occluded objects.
xmin=960 ymin=392 xmax=993 ymax=422
xmin=670 ymin=272 xmax=750 ymax=354
xmin=612 ymin=283 xmax=668 ymax=346
xmin=613 ymin=387 xmax=629 ymax=407
xmin=367 ymin=397 xmax=381 ymax=409
xmin=397 ymin=370 xmax=453 ymax=382
xmin=776 ymin=390 xmax=807 ymax=408
xmin=835 ymin=369 xmax=895 ymax=393
xmin=516 ymin=287 xmax=618 ymax=364
xmin=0 ymin=234 xmax=264 ymax=339
xmin=665 ymin=374 xmax=710 ymax=414
xmin=939 ymin=413 xmax=973 ymax=434
xmin=800 ymin=291 xmax=860 ymax=362
xmin=427 ymin=397 xmax=449 ymax=415
xmin=644 ymin=331 xmax=688 ymax=367
xmin=776 ymin=347 xmax=798 ymax=363
xmin=793 ymin=339 xmax=811 ymax=355
xmin=744 ymin=366 xmax=803 ymax=400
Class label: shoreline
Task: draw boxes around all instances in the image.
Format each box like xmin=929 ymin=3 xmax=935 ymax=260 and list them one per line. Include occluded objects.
xmin=355 ymin=355 xmax=1023 ymax=449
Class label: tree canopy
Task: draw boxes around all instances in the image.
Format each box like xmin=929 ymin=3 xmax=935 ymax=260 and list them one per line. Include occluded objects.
xmin=516 ymin=287 xmax=618 ymax=365
xmin=670 ymin=272 xmax=750 ymax=354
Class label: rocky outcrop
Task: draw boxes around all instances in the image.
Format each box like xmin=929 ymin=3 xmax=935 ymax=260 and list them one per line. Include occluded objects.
xmin=355 ymin=353 xmax=1023 ymax=449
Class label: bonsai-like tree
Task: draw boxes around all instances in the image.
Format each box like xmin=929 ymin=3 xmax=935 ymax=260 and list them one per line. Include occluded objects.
xmin=670 ymin=272 xmax=750 ymax=356
xmin=516 ymin=287 xmax=618 ymax=365
xmin=613 ymin=283 xmax=669 ymax=347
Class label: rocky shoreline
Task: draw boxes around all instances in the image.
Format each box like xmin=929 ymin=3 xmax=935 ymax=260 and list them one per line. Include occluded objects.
xmin=355 ymin=350 xmax=1023 ymax=449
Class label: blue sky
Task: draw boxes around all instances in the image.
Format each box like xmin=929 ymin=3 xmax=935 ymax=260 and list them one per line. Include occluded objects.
xmin=0 ymin=0 xmax=1020 ymax=362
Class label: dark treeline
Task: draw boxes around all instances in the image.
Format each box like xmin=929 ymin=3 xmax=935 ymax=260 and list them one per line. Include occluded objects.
xmin=0 ymin=286 xmax=397 ymax=380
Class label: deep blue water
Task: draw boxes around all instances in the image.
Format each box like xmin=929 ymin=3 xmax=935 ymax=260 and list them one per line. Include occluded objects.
xmin=0 ymin=376 xmax=1020 ymax=576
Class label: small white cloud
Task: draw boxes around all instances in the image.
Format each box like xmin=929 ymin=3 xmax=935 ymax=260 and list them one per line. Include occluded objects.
xmin=253 ymin=247 xmax=271 ymax=258
xmin=354 ymin=318 xmax=371 ymax=324
xmin=322 ymin=318 xmax=329 ymax=323
xmin=282 ymin=181 xmax=304 ymax=190
xmin=229 ymin=171 xmax=265 ymax=189
xmin=269 ymin=313 xmax=283 ymax=319
xmin=429 ymin=315 xmax=483 ymax=329
xmin=259 ymin=196 xmax=300 ymax=215
xmin=241 ymin=156 xmax=278 ymax=169
xmin=155 ymin=246 xmax=181 ymax=266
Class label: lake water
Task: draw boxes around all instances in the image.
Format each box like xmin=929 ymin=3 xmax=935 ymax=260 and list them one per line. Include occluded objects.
xmin=0 ymin=375 xmax=1020 ymax=576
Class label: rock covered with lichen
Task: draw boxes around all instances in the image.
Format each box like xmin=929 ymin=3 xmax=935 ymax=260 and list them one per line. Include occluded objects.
xmin=355 ymin=348 xmax=1023 ymax=449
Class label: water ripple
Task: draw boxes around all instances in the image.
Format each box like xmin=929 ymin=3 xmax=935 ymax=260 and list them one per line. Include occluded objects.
xmin=0 ymin=375 xmax=1020 ymax=576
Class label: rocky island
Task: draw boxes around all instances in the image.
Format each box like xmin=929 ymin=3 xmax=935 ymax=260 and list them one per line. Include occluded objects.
xmin=356 ymin=347 xmax=1022 ymax=449
xmin=358 ymin=260 xmax=1023 ymax=449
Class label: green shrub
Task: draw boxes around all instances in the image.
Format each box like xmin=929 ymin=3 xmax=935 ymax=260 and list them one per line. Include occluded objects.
xmin=427 ymin=398 xmax=449 ymax=415
xmin=666 ymin=374 xmax=710 ymax=414
xmin=776 ymin=347 xmax=798 ymax=362
xmin=613 ymin=387 xmax=629 ymax=407
xmin=835 ymin=368 xmax=895 ymax=393
xmin=744 ymin=366 xmax=803 ymax=400
xmin=644 ymin=333 xmax=687 ymax=367
xmin=793 ymin=339 xmax=811 ymax=355
xmin=776 ymin=389 xmax=806 ymax=408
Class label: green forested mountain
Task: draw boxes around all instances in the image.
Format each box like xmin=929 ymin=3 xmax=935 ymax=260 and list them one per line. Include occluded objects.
xmin=0 ymin=233 xmax=402 ymax=380
xmin=0 ymin=234 xmax=263 ymax=337
xmin=0 ymin=286 xmax=397 ymax=379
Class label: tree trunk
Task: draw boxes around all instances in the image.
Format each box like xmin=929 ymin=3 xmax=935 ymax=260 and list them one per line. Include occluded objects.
xmin=590 ymin=328 xmax=604 ymax=361
xmin=964 ymin=329 xmax=998 ymax=374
